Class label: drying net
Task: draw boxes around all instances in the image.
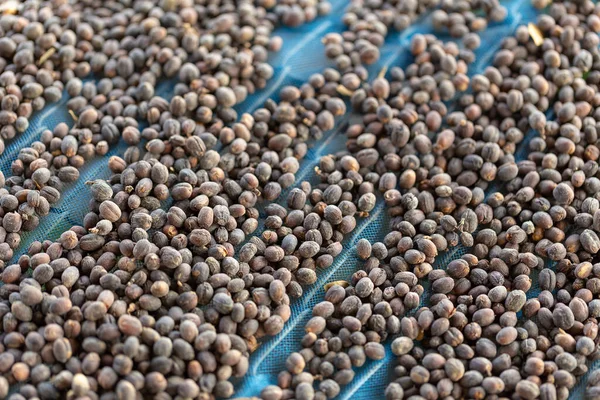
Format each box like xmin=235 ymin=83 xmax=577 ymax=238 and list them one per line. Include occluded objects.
xmin=0 ymin=0 xmax=594 ymax=398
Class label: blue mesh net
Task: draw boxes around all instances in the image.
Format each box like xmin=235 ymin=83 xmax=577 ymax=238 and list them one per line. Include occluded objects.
xmin=0 ymin=0 xmax=595 ymax=398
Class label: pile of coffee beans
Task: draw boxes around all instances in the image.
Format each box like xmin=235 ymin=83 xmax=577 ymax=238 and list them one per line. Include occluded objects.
xmin=259 ymin=1 xmax=600 ymax=400
xmin=0 ymin=0 xmax=340 ymax=254
xmin=2 ymin=0 xmax=600 ymax=399
xmin=0 ymin=1 xmax=88 ymax=155
xmin=322 ymin=0 xmax=506 ymax=71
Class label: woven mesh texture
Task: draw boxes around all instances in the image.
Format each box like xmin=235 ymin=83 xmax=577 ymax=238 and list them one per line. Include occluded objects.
xmin=0 ymin=0 xmax=596 ymax=398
